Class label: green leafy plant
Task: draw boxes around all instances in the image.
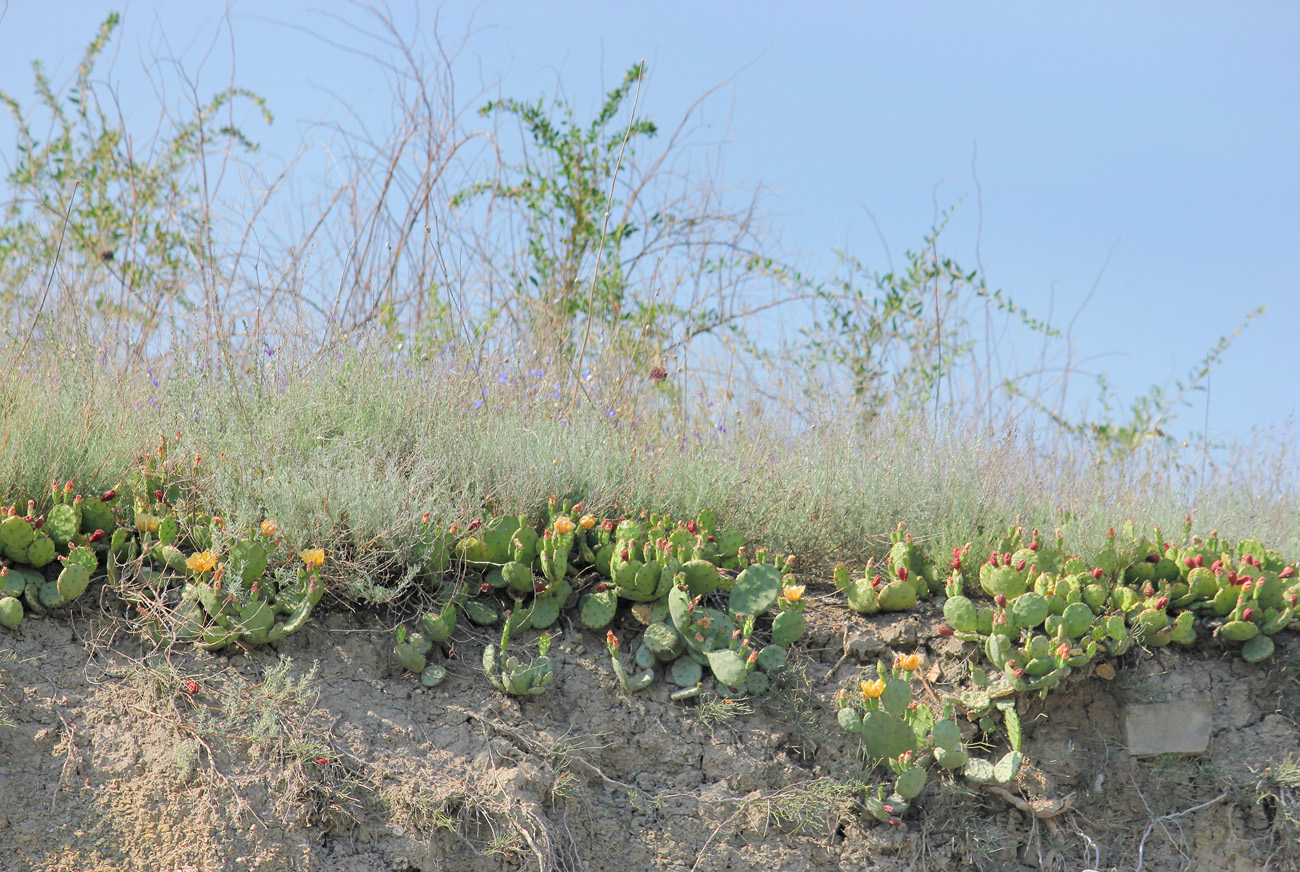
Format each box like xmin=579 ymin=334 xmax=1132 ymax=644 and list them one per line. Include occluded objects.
xmin=0 ymin=13 xmax=270 ymax=351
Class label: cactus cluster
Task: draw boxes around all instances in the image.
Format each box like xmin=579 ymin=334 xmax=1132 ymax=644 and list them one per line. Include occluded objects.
xmin=938 ymin=523 xmax=1299 ymax=700
xmin=0 ymin=479 xmax=118 ymax=628
xmin=837 ymin=654 xmax=1022 ymax=826
xmin=394 ymin=502 xmax=802 ymax=699
xmin=833 ymin=524 xmax=939 ymax=614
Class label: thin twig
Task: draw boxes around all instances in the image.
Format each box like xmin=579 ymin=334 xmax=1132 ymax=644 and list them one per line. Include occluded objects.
xmin=572 ymin=62 xmax=645 ymax=408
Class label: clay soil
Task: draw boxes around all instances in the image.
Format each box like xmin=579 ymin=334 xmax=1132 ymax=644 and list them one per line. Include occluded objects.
xmin=2 ymin=586 xmax=1298 ymax=872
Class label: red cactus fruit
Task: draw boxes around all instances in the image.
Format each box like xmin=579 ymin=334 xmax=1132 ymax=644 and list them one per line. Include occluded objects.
xmin=995 ymin=593 xmax=1007 ymax=607
xmin=1279 ymin=566 xmax=1296 ymax=579
xmin=1184 ymin=557 xmax=1195 ymax=569
xmin=1145 ymin=553 xmax=1159 ymax=564
xmin=184 ymin=680 xmax=199 ymax=694
xmin=1014 ymin=668 xmax=1026 ymax=679
xmin=1143 ymin=585 xmax=1155 ymax=598
xmin=1154 ymin=597 xmax=1169 ymax=610
xmin=596 ymin=582 xmax=609 ymax=592
xmin=102 ymin=488 xmax=116 ymax=502
xmin=897 ymin=567 xmax=909 ymax=582
xmin=1242 ymin=608 xmax=1256 ymax=622
xmin=479 ymin=582 xmax=492 ymax=594
xmin=1003 ymin=552 xmax=1013 ymax=565
xmin=88 ymin=529 xmax=106 ymax=543
xmin=1015 ymin=560 xmax=1026 ymax=572
xmin=938 ymin=625 xmax=955 ymax=637
xmin=467 ymin=518 xmax=482 ymax=532
xmin=1194 ymin=553 xmax=1204 ymax=567
xmin=686 ymin=520 xmax=698 ymax=535
xmin=1092 ymin=567 xmax=1104 ymax=579
xmin=1212 ymin=559 xmax=1224 ymax=573
xmin=1029 ymin=541 xmax=1040 ymax=552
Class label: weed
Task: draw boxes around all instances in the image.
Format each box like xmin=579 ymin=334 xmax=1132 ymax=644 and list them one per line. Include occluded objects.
xmin=694 ymin=693 xmax=753 ymax=732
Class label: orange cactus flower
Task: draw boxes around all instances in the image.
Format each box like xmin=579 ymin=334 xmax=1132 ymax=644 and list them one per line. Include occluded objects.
xmin=579 ymin=514 xmax=597 ymax=530
xmin=554 ymin=517 xmax=576 ymax=535
xmin=300 ymin=548 xmax=326 ymax=570
xmin=894 ymin=653 xmax=922 ymax=672
xmin=260 ymin=519 xmax=278 ymax=538
xmin=861 ymin=679 xmax=886 ymax=700
xmin=782 ymin=584 xmax=805 ymax=604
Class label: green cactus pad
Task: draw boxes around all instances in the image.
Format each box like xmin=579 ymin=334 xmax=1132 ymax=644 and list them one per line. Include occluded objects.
xmin=860 ymin=711 xmax=917 ymax=761
xmin=0 ymin=570 xmax=25 ymax=597
xmin=579 ymin=589 xmax=619 ymax=629
xmin=756 ymin=644 xmax=787 ymax=672
xmin=56 ymin=563 xmax=91 ymax=602
xmin=837 ymin=706 xmax=863 ymax=733
xmin=934 ymin=745 xmax=969 ymax=769
xmin=0 ymin=596 xmax=22 ymax=628
xmin=395 ymin=641 xmax=427 ymax=673
xmin=530 ymin=594 xmax=562 ymax=629
xmin=1059 ymin=601 xmax=1094 ymax=638
xmin=1219 ymin=619 xmax=1259 ymax=642
xmin=845 ymin=579 xmax=880 ymax=614
xmin=630 ymin=596 xmax=671 ymax=626
xmin=730 ymin=563 xmax=782 ymax=616
xmin=419 ymin=603 xmax=457 ymax=642
xmin=876 ymin=580 xmax=917 ymax=611
xmin=679 ymin=559 xmax=721 ymax=597
xmin=771 ymin=609 xmax=805 ymax=646
xmin=1241 ymin=633 xmax=1274 ymax=662
xmin=25 ymin=533 xmax=57 ymax=568
xmin=670 ymin=657 xmax=703 ymax=688
xmin=706 ymin=648 xmax=750 ymax=687
xmin=78 ymin=495 xmax=114 ymax=534
xmin=932 ymin=719 xmax=963 ymax=753
xmin=981 ymin=566 xmax=1029 ymax=599
xmin=482 ymin=516 xmax=522 ymax=564
xmin=46 ymin=504 xmax=80 ymax=546
xmin=894 ymin=766 xmax=927 ymax=800
xmin=501 ymin=561 xmax=536 ymax=595
xmin=1 ymin=515 xmax=34 ymax=557
xmin=463 ymin=599 xmax=499 ymax=626
xmin=454 ymin=537 xmax=494 ymax=569
xmin=1009 ymin=592 xmax=1050 ymax=629
xmin=943 ymin=595 xmax=978 ymax=632
xmin=643 ymin=621 xmax=685 ymax=662
xmin=420 ymin=663 xmax=447 ymax=687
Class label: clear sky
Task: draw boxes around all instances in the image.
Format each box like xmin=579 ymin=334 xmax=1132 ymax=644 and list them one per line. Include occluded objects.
xmin=1 ymin=1 xmax=1296 ymax=446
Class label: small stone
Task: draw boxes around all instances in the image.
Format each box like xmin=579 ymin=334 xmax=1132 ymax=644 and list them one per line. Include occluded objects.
xmin=1123 ymin=700 xmax=1212 ymax=756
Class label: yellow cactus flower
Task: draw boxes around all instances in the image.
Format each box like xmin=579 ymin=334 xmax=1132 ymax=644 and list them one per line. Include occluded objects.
xmin=860 ymin=679 xmax=886 ymax=700
xmin=578 ymin=514 xmax=597 ymax=530
xmin=894 ymin=653 xmax=922 ymax=672
xmin=259 ymin=519 xmax=278 ymax=538
xmin=300 ymin=548 xmax=326 ymax=570
xmin=186 ymin=550 xmax=217 ymax=574
xmin=782 ymin=584 xmax=805 ymax=604
xmin=554 ymin=517 xmax=576 ymax=535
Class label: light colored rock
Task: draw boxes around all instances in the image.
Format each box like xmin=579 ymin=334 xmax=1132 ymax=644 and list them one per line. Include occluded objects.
xmin=1124 ymin=700 xmax=1213 ymax=756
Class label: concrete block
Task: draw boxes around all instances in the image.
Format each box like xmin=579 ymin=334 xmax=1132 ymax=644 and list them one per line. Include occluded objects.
xmin=1123 ymin=700 xmax=1213 ymax=756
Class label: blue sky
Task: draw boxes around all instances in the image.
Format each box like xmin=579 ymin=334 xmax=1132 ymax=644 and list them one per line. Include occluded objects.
xmin=1 ymin=2 xmax=1296 ymax=444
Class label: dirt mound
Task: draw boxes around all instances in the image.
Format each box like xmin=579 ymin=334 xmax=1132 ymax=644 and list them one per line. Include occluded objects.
xmin=1 ymin=595 xmax=1297 ymax=872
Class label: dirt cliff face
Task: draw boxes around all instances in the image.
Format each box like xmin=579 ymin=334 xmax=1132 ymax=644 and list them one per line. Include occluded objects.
xmin=1 ymin=595 xmax=1297 ymax=872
